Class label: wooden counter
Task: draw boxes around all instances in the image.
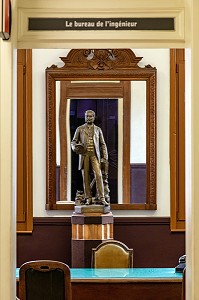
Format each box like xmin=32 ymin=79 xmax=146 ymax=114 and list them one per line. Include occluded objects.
xmin=16 ymin=267 xmax=182 ymax=300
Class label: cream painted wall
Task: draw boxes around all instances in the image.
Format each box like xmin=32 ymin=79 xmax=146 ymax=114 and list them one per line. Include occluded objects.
xmin=131 ymin=81 xmax=146 ymax=163
xmin=4 ymin=0 xmax=199 ymax=299
xmin=32 ymin=48 xmax=170 ymax=217
xmin=17 ymin=0 xmax=185 ymax=49
xmin=0 ymin=40 xmax=16 ymax=300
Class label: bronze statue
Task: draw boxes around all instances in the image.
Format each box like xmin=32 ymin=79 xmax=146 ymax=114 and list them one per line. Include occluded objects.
xmin=71 ymin=110 xmax=110 ymax=206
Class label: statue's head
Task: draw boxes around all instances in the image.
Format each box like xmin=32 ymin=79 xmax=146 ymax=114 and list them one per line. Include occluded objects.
xmin=85 ymin=110 xmax=95 ymax=124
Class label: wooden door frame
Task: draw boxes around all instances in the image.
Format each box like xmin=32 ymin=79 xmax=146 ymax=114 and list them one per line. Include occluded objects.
xmin=170 ymin=48 xmax=185 ymax=231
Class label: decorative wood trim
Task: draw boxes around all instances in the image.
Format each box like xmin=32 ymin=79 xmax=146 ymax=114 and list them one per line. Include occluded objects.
xmin=122 ymin=81 xmax=131 ymax=204
xmin=170 ymin=49 xmax=185 ymax=231
xmin=114 ymin=217 xmax=170 ymax=225
xmin=45 ymin=203 xmax=158 ymax=210
xmin=17 ymin=49 xmax=33 ymax=233
xmin=46 ymin=49 xmax=157 ymax=211
xmin=59 ymin=49 xmax=143 ymax=70
xmin=59 ymin=82 xmax=69 ymax=201
xmin=147 ymin=71 xmax=157 ymax=208
xmin=32 ymin=216 xmax=170 ymax=226
xmin=33 ymin=217 xmax=71 ymax=226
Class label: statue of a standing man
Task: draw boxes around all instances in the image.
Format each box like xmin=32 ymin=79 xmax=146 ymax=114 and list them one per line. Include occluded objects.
xmin=71 ymin=110 xmax=109 ymax=206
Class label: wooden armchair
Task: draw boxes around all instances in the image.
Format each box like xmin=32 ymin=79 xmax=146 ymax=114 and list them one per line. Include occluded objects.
xmin=92 ymin=239 xmax=133 ymax=268
xmin=19 ymin=260 xmax=72 ymax=300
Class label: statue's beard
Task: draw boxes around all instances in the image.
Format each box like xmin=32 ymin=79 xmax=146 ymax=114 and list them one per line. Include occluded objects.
xmin=86 ymin=120 xmax=93 ymax=124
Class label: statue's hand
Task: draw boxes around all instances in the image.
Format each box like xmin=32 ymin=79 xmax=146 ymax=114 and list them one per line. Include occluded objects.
xmin=74 ymin=143 xmax=85 ymax=154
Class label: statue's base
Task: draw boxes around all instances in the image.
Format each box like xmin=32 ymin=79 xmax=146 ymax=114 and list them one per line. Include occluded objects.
xmin=74 ymin=204 xmax=110 ymax=214
xmin=71 ymin=206 xmax=113 ymax=268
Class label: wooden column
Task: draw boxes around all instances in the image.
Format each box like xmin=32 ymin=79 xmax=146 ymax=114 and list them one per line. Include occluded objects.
xmin=71 ymin=207 xmax=113 ymax=268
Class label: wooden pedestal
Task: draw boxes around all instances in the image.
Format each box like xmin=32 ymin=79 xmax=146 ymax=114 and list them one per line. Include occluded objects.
xmin=71 ymin=206 xmax=113 ymax=268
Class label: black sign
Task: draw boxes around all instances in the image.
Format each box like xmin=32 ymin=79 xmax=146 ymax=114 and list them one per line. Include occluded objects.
xmin=29 ymin=18 xmax=174 ymax=31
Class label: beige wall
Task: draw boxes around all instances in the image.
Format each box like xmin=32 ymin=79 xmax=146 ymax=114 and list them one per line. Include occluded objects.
xmin=186 ymin=0 xmax=199 ymax=298
xmin=0 ymin=41 xmax=16 ymax=299
xmin=32 ymin=48 xmax=170 ymax=217
xmin=17 ymin=0 xmax=186 ymax=49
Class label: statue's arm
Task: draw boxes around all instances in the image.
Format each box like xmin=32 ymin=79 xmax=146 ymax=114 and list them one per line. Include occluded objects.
xmin=71 ymin=128 xmax=80 ymax=151
xmin=99 ymin=128 xmax=108 ymax=160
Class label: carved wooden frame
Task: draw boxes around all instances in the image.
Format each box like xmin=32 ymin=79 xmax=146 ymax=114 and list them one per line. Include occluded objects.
xmin=45 ymin=49 xmax=157 ymax=210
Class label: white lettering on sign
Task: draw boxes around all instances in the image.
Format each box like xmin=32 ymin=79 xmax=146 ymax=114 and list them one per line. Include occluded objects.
xmin=105 ymin=20 xmax=137 ymax=28
xmin=65 ymin=19 xmax=138 ymax=29
xmin=74 ymin=21 xmax=95 ymax=27
xmin=65 ymin=21 xmax=72 ymax=27
xmin=96 ymin=21 xmax=103 ymax=27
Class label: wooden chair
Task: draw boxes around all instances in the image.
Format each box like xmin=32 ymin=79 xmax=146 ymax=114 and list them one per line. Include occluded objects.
xmin=92 ymin=239 xmax=133 ymax=268
xmin=19 ymin=260 xmax=72 ymax=300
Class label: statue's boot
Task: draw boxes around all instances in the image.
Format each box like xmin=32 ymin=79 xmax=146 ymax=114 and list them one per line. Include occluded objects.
xmin=100 ymin=197 xmax=109 ymax=206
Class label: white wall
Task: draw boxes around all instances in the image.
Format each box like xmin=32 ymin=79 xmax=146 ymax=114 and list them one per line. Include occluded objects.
xmin=0 ymin=40 xmax=16 ymax=300
xmin=32 ymin=48 xmax=170 ymax=217
xmin=131 ymin=80 xmax=146 ymax=163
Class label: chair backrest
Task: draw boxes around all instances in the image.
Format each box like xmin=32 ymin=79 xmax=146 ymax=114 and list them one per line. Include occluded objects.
xmin=92 ymin=239 xmax=133 ymax=268
xmin=19 ymin=260 xmax=72 ymax=300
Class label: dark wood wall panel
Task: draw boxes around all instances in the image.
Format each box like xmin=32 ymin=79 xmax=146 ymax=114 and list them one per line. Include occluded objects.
xmin=114 ymin=218 xmax=185 ymax=268
xmin=17 ymin=217 xmax=185 ymax=268
xmin=17 ymin=218 xmax=72 ymax=267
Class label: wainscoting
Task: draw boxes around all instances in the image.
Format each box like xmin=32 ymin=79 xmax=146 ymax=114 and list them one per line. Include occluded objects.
xmin=17 ymin=217 xmax=185 ymax=268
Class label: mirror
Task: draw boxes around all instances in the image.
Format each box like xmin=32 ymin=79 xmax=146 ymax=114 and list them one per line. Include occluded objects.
xmin=45 ymin=49 xmax=156 ymax=210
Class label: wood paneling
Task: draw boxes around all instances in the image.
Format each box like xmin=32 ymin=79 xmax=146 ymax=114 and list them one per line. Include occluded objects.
xmin=17 ymin=50 xmax=33 ymax=233
xmin=17 ymin=217 xmax=185 ymax=268
xmin=170 ymin=49 xmax=185 ymax=231
xmin=72 ymin=282 xmax=182 ymax=300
